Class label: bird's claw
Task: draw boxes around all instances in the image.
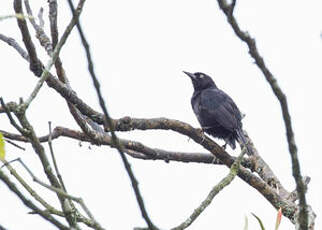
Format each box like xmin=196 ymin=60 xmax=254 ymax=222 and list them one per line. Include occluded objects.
xmin=196 ymin=128 xmax=206 ymax=143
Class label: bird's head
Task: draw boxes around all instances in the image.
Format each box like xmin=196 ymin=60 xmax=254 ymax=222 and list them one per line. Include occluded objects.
xmin=183 ymin=71 xmax=217 ymax=91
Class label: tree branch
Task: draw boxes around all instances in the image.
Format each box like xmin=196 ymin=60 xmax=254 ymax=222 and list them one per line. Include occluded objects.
xmin=24 ymin=0 xmax=53 ymax=55
xmin=11 ymin=104 xmax=79 ymax=228
xmin=2 ymin=158 xmax=63 ymax=217
xmin=13 ymin=0 xmax=42 ymax=76
xmin=0 ymin=34 xmax=29 ymax=61
xmin=17 ymin=0 xmax=86 ymax=111
xmin=171 ymin=147 xmax=247 ymax=230
xmin=0 ymin=100 xmax=297 ymax=221
xmin=216 ymin=0 xmax=311 ymax=228
xmin=0 ymin=169 xmax=68 ymax=230
xmin=1 ymin=117 xmax=298 ymax=222
xmin=66 ymin=1 xmax=159 ymax=229
xmin=0 ymin=126 xmax=254 ymax=168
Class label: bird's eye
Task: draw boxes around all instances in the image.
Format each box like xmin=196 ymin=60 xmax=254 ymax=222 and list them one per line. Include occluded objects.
xmin=199 ymin=74 xmax=204 ymax=79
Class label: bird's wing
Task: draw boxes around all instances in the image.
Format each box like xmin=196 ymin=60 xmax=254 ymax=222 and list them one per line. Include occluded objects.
xmin=199 ymin=88 xmax=242 ymax=131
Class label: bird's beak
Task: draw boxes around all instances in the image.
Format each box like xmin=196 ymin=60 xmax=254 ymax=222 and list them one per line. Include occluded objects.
xmin=183 ymin=71 xmax=196 ymax=80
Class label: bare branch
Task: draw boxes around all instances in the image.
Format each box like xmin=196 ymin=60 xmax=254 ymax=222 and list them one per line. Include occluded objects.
xmin=48 ymin=121 xmax=67 ymax=192
xmin=243 ymin=131 xmax=290 ymax=198
xmin=0 ymin=98 xmax=26 ymax=135
xmin=66 ymin=1 xmax=158 ymax=229
xmin=2 ymin=158 xmax=63 ymax=217
xmin=47 ymin=0 xmax=70 ymax=85
xmin=216 ymin=0 xmax=311 ymax=228
xmin=0 ymin=224 xmax=8 ymax=230
xmin=6 ymin=101 xmax=78 ymax=228
xmin=2 ymin=158 xmax=104 ymax=229
xmin=171 ymin=147 xmax=247 ymax=230
xmin=0 ymin=169 xmax=68 ymax=230
xmin=0 ymin=126 xmax=254 ymax=168
xmin=3 ymin=139 xmax=25 ymax=151
xmin=287 ymin=176 xmax=311 ymax=202
xmin=23 ymin=0 xmax=53 ymax=54
xmin=13 ymin=0 xmax=42 ymax=76
xmin=37 ymin=7 xmax=45 ymax=28
xmin=0 ymin=34 xmax=29 ymax=61
xmin=0 ymin=13 xmax=32 ymax=21
xmin=0 ymin=102 xmax=298 ymax=222
xmin=18 ymin=0 xmax=86 ymax=111
xmin=48 ymin=0 xmax=58 ymax=47
xmin=15 ymin=158 xmax=99 ymax=226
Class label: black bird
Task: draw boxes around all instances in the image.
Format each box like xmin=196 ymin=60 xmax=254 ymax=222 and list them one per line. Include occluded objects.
xmin=183 ymin=71 xmax=249 ymax=152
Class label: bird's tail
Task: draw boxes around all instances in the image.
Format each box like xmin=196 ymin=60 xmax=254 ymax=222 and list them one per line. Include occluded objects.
xmin=236 ymin=129 xmax=253 ymax=155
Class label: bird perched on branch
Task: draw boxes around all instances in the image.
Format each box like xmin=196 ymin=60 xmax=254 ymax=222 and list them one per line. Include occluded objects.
xmin=183 ymin=71 xmax=251 ymax=153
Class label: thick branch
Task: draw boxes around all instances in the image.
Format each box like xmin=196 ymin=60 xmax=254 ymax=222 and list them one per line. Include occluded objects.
xmin=0 ymin=101 xmax=296 ymax=221
xmin=1 ymin=119 xmax=297 ymax=222
xmin=0 ymin=127 xmax=254 ymax=168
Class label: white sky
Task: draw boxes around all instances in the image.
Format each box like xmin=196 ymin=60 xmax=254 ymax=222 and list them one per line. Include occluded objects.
xmin=1 ymin=0 xmax=322 ymax=229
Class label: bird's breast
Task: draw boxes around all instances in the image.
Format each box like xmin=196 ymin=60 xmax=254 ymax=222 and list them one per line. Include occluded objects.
xmin=191 ymin=91 xmax=202 ymax=115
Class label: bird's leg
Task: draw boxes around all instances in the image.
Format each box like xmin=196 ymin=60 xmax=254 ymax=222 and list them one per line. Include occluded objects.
xmin=196 ymin=128 xmax=207 ymax=143
xmin=211 ymin=156 xmax=222 ymax=164
xmin=221 ymin=142 xmax=227 ymax=150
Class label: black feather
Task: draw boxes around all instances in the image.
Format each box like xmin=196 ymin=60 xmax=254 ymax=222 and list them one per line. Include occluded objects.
xmin=183 ymin=71 xmax=250 ymax=152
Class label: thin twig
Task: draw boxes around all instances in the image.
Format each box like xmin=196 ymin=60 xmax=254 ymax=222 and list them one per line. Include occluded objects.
xmin=3 ymin=139 xmax=25 ymax=151
xmin=16 ymin=157 xmax=98 ymax=223
xmin=10 ymin=99 xmax=78 ymax=228
xmin=2 ymin=159 xmax=102 ymax=229
xmin=19 ymin=0 xmax=86 ymax=111
xmin=24 ymin=0 xmax=53 ymax=54
xmin=0 ymin=34 xmax=29 ymax=61
xmin=171 ymin=147 xmax=248 ymax=230
xmin=0 ymin=13 xmax=33 ymax=21
xmin=2 ymin=158 xmax=63 ymax=216
xmin=48 ymin=121 xmax=66 ymax=191
xmin=216 ymin=0 xmax=310 ymax=228
xmin=66 ymin=1 xmax=158 ymax=229
xmin=0 ymin=168 xmax=68 ymax=229
xmin=37 ymin=7 xmax=45 ymax=28
xmin=0 ymin=98 xmax=26 ymax=135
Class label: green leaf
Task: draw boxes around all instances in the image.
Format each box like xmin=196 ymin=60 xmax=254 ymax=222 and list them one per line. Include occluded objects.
xmin=0 ymin=132 xmax=5 ymax=161
xmin=251 ymin=213 xmax=265 ymax=230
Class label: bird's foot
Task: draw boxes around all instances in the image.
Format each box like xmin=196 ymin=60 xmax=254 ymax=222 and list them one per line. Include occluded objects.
xmin=196 ymin=128 xmax=206 ymax=143
xmin=221 ymin=143 xmax=227 ymax=150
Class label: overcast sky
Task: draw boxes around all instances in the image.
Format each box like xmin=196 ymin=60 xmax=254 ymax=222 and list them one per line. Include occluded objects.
xmin=1 ymin=1 xmax=322 ymax=229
